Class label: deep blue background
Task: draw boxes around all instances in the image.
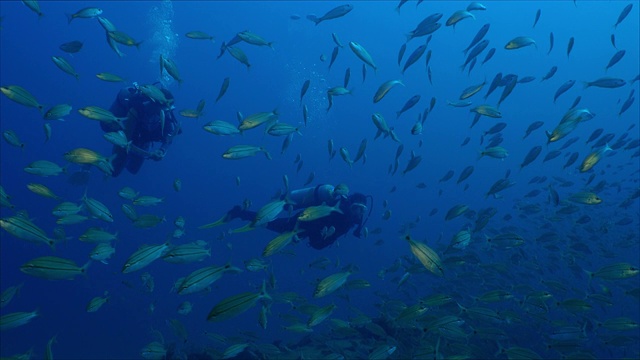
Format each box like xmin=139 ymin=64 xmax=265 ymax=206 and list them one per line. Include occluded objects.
xmin=1 ymin=1 xmax=639 ymax=359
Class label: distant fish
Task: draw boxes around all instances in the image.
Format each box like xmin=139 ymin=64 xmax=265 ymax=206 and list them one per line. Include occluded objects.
xmin=439 ymin=170 xmax=454 ymax=182
xmin=484 ymin=72 xmax=502 ymax=99
xmin=307 ymin=4 xmax=353 ymax=26
xmin=614 ymin=3 xmax=633 ymax=28
xmin=523 ymin=121 xmax=544 ymax=139
xmin=462 ymin=39 xmax=489 ymax=70
xmin=300 ymin=79 xmax=310 ymax=103
xmin=497 ymin=76 xmax=518 ymax=108
xmin=569 ymin=96 xmax=581 ymax=110
xmin=402 ymin=44 xmax=426 ymax=74
xmin=237 ymin=30 xmax=274 ymax=49
xmin=396 ymin=95 xmax=421 ymax=119
xmin=541 ymin=66 xmax=557 ymax=82
xmin=227 ymin=46 xmax=251 ymax=70
xmin=328 ymin=46 xmax=339 ymax=70
xmin=605 ymin=50 xmax=625 ymax=71
xmin=481 ymin=47 xmax=495 ymax=65
xmin=397 ymin=43 xmax=407 ymax=66
xmin=553 ymin=80 xmax=576 ymax=103
xmin=548 ymin=32 xmax=554 ymax=54
xmin=52 ymin=56 xmax=79 ymax=80
xmin=66 ymin=7 xmax=102 ymax=24
xmin=533 ymin=9 xmax=541 ymax=28
xmin=567 ymin=37 xmax=574 ymax=58
xmin=518 ymin=76 xmax=536 ymax=83
xmin=59 ymin=40 xmax=83 ymax=54
xmin=424 ymin=50 xmax=432 ymax=68
xmin=610 ymin=34 xmax=617 ymax=49
xmin=373 ymin=80 xmax=404 ymax=103
xmin=457 ymin=166 xmax=474 ymax=184
xmin=504 ymin=36 xmax=536 ymax=50
xmin=349 ymin=41 xmax=377 ymax=73
xmin=216 ymin=77 xmax=230 ymax=103
xmin=395 ymin=0 xmax=409 ymax=14
xmin=343 ymin=68 xmax=351 ymax=88
xmin=185 ymin=31 xmax=214 ymax=41
xmin=446 ymin=10 xmax=475 ymax=28
xmin=22 ymin=0 xmax=43 ymax=17
xmin=467 ymin=2 xmax=487 ymax=11
xmin=406 ymin=14 xmax=442 ymax=42
xmin=0 ymin=85 xmax=44 ymax=113
xmin=520 ymin=146 xmax=542 ymax=170
xmin=583 ymin=77 xmax=626 ymax=89
xmin=619 ymin=95 xmax=635 ymax=117
xmin=463 ymin=24 xmax=490 ymax=56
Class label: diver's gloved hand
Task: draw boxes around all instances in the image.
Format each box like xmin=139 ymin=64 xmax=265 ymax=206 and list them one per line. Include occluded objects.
xmin=150 ymin=148 xmax=166 ymax=161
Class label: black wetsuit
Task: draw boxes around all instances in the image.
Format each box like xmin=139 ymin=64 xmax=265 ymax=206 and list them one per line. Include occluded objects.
xmin=235 ymin=192 xmax=366 ymax=250
xmin=101 ymin=85 xmax=180 ymax=177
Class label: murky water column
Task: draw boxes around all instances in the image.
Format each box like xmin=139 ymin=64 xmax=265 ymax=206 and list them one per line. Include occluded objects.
xmin=147 ymin=0 xmax=179 ymax=86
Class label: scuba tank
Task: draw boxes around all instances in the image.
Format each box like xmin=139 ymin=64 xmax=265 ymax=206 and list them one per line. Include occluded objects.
xmin=288 ymin=184 xmax=336 ymax=209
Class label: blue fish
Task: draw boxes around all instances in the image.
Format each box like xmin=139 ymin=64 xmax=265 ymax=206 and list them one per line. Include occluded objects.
xmin=554 ymin=80 xmax=576 ymax=103
xmin=402 ymin=45 xmax=426 ymax=74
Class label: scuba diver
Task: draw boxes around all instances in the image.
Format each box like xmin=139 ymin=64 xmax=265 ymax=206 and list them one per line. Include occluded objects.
xmin=102 ymin=82 xmax=181 ymax=177
xmin=201 ymin=184 xmax=372 ymax=250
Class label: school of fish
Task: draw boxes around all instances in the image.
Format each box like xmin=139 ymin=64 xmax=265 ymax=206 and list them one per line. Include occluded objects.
xmin=0 ymin=1 xmax=639 ymax=359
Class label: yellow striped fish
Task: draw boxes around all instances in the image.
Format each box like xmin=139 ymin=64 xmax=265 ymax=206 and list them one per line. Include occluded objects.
xmin=405 ymin=235 xmax=444 ymax=276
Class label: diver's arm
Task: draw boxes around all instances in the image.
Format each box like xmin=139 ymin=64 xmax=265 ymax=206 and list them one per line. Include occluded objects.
xmin=128 ymin=144 xmax=153 ymax=158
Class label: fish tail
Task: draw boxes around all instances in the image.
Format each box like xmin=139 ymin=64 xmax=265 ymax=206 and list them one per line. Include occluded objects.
xmin=135 ymin=40 xmax=144 ymax=50
xmin=81 ymin=260 xmax=92 ymax=277
xmin=582 ymin=81 xmax=590 ymax=89
xmin=65 ymin=13 xmax=73 ymax=24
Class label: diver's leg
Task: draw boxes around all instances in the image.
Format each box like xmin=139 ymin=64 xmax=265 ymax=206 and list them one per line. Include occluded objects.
xmin=198 ymin=207 xmax=256 ymax=229
xmin=265 ymin=217 xmax=297 ymax=233
xmin=126 ymin=152 xmax=145 ymax=174
xmin=232 ymin=207 xmax=256 ymax=221
xmin=111 ymin=146 xmax=128 ymax=177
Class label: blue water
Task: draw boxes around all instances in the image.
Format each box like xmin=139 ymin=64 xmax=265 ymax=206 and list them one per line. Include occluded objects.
xmin=1 ymin=1 xmax=639 ymax=359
